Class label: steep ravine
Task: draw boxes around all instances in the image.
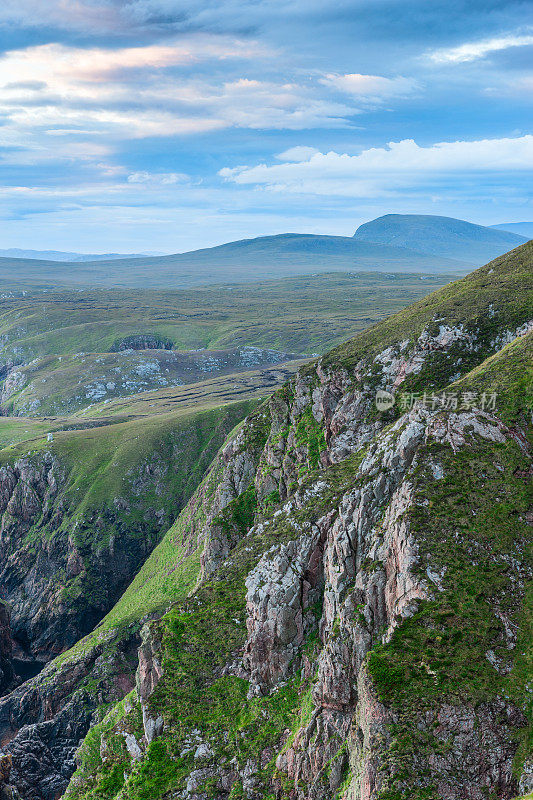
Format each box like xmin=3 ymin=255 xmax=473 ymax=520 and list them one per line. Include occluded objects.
xmin=0 ymin=401 xmax=256 ymax=684
xmin=0 ymin=242 xmax=531 ymax=800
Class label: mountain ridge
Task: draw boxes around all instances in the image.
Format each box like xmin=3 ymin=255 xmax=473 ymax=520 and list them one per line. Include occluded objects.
xmin=490 ymin=221 xmax=533 ymax=238
xmin=0 ymin=249 xmax=162 ymax=262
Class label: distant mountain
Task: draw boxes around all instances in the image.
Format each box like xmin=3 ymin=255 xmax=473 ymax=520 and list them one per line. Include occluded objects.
xmin=0 ymin=248 xmax=162 ymax=262
xmin=353 ymin=214 xmax=527 ymax=265
xmin=0 ymin=233 xmax=467 ymax=290
xmin=490 ymin=222 xmax=533 ymax=239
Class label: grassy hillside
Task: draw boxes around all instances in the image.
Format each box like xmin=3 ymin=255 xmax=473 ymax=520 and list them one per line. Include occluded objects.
xmin=354 ymin=213 xmax=527 ymax=263
xmin=0 ymin=416 xmax=57 ymax=448
xmin=1 ymin=347 xmax=300 ymax=417
xmin=0 ymin=271 xmax=458 ymax=417
xmin=1 ymin=244 xmax=531 ymax=800
xmin=323 ymin=240 xmax=532 ymax=379
xmin=74 ymin=360 xmax=306 ymax=420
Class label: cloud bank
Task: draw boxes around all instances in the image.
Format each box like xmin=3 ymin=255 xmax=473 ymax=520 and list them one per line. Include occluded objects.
xmin=220 ymin=135 xmax=533 ymax=196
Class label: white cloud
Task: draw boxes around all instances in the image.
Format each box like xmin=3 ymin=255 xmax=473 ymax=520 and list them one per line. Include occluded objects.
xmin=428 ymin=32 xmax=533 ymax=64
xmin=321 ymin=73 xmax=419 ymax=99
xmin=484 ymin=75 xmax=533 ymax=97
xmin=0 ymin=0 xmax=347 ymax=35
xmin=220 ymin=135 xmax=533 ymax=196
xmin=0 ymin=0 xmax=123 ymax=33
xmin=276 ymin=146 xmax=320 ymax=162
xmin=127 ymin=171 xmax=189 ymax=184
xmin=144 ymin=78 xmax=356 ymax=130
xmin=0 ymin=139 xmax=113 ymax=166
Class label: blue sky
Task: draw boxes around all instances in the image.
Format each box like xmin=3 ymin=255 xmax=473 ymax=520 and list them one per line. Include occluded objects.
xmin=0 ymin=0 xmax=531 ymax=253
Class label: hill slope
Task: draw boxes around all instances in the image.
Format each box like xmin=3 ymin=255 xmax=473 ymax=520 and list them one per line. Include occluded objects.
xmin=0 ymin=235 xmax=467 ymax=290
xmin=491 ymin=221 xmax=533 ymax=238
xmin=0 ymin=399 xmax=257 ymax=674
xmin=354 ymin=213 xmax=527 ymax=264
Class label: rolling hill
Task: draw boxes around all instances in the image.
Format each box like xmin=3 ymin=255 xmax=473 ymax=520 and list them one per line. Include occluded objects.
xmin=0 ymin=271 xmax=454 ymax=418
xmin=0 ymin=347 xmax=302 ymax=416
xmin=0 ymin=215 xmax=529 ymax=292
xmin=0 ymin=271 xmax=452 ymax=369
xmin=0 ymin=234 xmax=467 ymax=290
xmin=491 ymin=221 xmax=533 ymax=238
xmin=353 ymin=213 xmax=527 ymax=264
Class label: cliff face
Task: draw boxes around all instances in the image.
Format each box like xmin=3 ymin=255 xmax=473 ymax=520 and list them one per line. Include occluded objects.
xmin=0 ymin=448 xmax=169 ymax=662
xmin=0 ymin=604 xmax=15 ymax=696
xmin=0 ymin=627 xmax=138 ymax=799
xmin=1 ymin=243 xmax=532 ymax=800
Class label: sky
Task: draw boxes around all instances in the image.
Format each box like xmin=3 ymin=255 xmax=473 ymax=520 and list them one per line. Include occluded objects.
xmin=0 ymin=0 xmax=531 ymax=253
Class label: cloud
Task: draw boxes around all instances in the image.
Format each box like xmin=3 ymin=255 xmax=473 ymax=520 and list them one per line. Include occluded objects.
xmin=0 ymin=139 xmax=113 ymax=166
xmin=0 ymin=0 xmax=123 ymax=34
xmin=427 ymin=31 xmax=533 ymax=63
xmin=483 ymin=74 xmax=533 ymax=97
xmin=1 ymin=0 xmax=523 ymax=42
xmin=0 ymin=0 xmax=368 ymax=35
xmin=220 ymin=135 xmax=533 ymax=196
xmin=0 ymin=0 xmax=530 ymax=253
xmin=276 ymin=146 xmax=320 ymax=162
xmin=320 ymin=73 xmax=419 ymax=100
xmin=0 ymin=37 xmax=268 ymax=99
xmin=0 ymin=39 xmax=359 ymax=149
xmin=127 ymin=171 xmax=189 ymax=184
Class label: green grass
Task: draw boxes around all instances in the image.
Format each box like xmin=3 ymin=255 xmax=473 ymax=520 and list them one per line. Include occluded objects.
xmin=70 ymin=360 xmax=306 ymax=419
xmin=448 ymin=330 xmax=533 ymax=430
xmin=64 ymin=439 xmax=365 ymax=799
xmin=361 ymin=333 xmax=533 ymax=798
xmin=324 ymin=241 xmax=532 ymax=374
xmin=0 ymin=416 xmax=57 ymax=447
xmin=0 ymin=272 xmax=452 ymax=369
xmin=366 ymin=432 xmax=531 ymax=799
xmin=16 ymin=246 xmax=533 ymax=798
xmin=53 ymin=404 xmax=271 ymax=665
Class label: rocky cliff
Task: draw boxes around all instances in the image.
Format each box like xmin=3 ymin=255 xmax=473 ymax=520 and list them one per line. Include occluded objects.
xmin=0 ymin=242 xmax=531 ymax=800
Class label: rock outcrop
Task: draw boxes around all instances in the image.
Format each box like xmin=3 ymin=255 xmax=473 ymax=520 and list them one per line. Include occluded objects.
xmin=0 ymin=754 xmax=21 ymax=800
xmin=0 ymin=630 xmax=138 ymax=800
xmin=0 ymin=346 xmax=301 ymax=417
